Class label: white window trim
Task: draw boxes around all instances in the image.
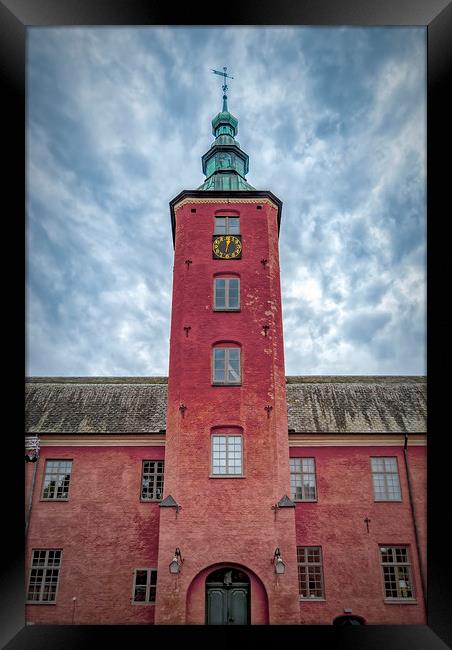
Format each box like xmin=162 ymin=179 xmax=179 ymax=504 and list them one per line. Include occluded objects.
xmin=297 ymin=546 xmax=325 ymax=600
xmin=290 ymin=457 xmax=318 ymax=502
xmin=379 ymin=546 xmax=416 ymax=602
xmin=140 ymin=460 xmax=165 ymax=502
xmin=371 ymin=457 xmax=402 ymax=502
xmin=40 ymin=459 xmax=73 ymax=501
xmin=210 ymin=434 xmax=244 ymax=477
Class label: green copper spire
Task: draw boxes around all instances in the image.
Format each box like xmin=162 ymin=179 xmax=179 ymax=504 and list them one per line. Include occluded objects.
xmin=197 ymin=67 xmax=255 ymax=191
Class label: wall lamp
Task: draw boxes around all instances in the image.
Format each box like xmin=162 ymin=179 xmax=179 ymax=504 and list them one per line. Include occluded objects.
xmin=169 ymin=548 xmax=184 ymax=574
xmin=273 ymin=548 xmax=286 ymax=575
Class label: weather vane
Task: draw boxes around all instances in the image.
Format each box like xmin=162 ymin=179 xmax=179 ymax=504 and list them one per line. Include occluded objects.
xmin=211 ymin=66 xmax=234 ymax=100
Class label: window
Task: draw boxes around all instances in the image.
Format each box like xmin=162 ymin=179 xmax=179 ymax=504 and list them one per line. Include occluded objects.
xmin=141 ymin=461 xmax=164 ymax=500
xmin=380 ymin=546 xmax=415 ymax=600
xmin=212 ymin=347 xmax=241 ymax=384
xmin=214 ymin=216 xmax=240 ymax=235
xmin=41 ymin=460 xmax=72 ymax=500
xmin=371 ymin=457 xmax=401 ymax=501
xmin=211 ymin=435 xmax=243 ymax=476
xmin=290 ymin=458 xmax=317 ymax=501
xmin=297 ymin=547 xmax=325 ymax=599
xmin=214 ymin=278 xmax=240 ymax=310
xmin=132 ymin=568 xmax=157 ymax=603
xmin=27 ymin=549 xmax=62 ymax=603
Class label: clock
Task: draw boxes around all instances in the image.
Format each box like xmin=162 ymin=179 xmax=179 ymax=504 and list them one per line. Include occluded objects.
xmin=212 ymin=235 xmax=242 ymax=259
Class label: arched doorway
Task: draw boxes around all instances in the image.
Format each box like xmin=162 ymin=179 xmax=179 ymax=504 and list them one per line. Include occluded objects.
xmin=205 ymin=567 xmax=250 ymax=625
xmin=333 ymin=614 xmax=366 ymax=626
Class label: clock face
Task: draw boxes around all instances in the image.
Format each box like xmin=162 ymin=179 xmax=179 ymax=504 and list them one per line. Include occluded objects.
xmin=212 ymin=235 xmax=242 ymax=259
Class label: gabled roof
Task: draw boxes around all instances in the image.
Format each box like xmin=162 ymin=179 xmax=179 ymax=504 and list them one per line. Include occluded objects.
xmin=25 ymin=378 xmax=168 ymax=434
xmin=285 ymin=376 xmax=426 ymax=433
xmin=25 ymin=376 xmax=426 ymax=434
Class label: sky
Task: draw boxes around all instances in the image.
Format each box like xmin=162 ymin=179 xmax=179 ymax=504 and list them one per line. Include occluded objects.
xmin=26 ymin=26 xmax=426 ymax=377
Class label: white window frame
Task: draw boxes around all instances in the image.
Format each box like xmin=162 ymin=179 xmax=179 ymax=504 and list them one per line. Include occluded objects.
xmin=297 ymin=546 xmax=325 ymax=600
xmin=211 ymin=434 xmax=244 ymax=477
xmin=41 ymin=459 xmax=73 ymax=501
xmin=371 ymin=457 xmax=402 ymax=501
xmin=289 ymin=457 xmax=317 ymax=501
xmin=379 ymin=546 xmax=415 ymax=601
xmin=214 ymin=277 xmax=240 ymax=311
xmin=212 ymin=347 xmax=241 ymax=385
xmin=141 ymin=460 xmax=165 ymax=501
xmin=131 ymin=568 xmax=158 ymax=604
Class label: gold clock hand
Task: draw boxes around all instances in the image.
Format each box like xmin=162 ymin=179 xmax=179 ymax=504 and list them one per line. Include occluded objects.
xmin=225 ymin=236 xmax=231 ymax=252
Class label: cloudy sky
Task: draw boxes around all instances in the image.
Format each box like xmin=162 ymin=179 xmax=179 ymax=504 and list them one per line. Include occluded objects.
xmin=26 ymin=26 xmax=426 ymax=377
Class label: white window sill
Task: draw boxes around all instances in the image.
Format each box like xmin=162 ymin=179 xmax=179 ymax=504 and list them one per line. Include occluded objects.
xmin=299 ymin=597 xmax=326 ymax=602
xmin=26 ymin=601 xmax=57 ymax=605
xmin=384 ymin=599 xmax=418 ymax=605
xmin=209 ymin=474 xmax=246 ymax=479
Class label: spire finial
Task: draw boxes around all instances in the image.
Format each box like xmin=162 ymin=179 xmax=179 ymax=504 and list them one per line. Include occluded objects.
xmin=211 ymin=66 xmax=234 ymax=111
xmin=199 ymin=66 xmax=254 ymax=191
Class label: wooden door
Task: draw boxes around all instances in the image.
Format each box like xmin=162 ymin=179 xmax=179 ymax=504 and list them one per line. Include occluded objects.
xmin=206 ymin=568 xmax=250 ymax=624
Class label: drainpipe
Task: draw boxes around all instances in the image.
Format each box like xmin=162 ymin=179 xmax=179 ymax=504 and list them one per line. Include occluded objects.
xmin=403 ymin=432 xmax=427 ymax=609
xmin=25 ymin=436 xmax=40 ymax=537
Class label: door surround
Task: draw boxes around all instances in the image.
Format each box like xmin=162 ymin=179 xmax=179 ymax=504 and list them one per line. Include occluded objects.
xmin=185 ymin=562 xmax=269 ymax=625
xmin=205 ymin=567 xmax=250 ymax=625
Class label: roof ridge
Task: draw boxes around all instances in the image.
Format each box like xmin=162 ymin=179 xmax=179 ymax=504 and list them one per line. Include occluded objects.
xmin=25 ymin=375 xmax=426 ymax=385
xmin=285 ymin=376 xmax=426 ymax=384
xmin=25 ymin=377 xmax=169 ymax=384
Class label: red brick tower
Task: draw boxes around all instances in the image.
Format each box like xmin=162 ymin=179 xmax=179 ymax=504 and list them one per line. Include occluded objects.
xmin=154 ymin=70 xmax=300 ymax=624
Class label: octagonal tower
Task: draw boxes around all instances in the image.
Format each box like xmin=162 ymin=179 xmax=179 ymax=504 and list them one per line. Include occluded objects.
xmin=155 ymin=76 xmax=299 ymax=625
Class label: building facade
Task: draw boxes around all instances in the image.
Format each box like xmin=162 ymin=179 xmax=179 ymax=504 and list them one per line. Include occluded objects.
xmin=25 ymin=87 xmax=427 ymax=625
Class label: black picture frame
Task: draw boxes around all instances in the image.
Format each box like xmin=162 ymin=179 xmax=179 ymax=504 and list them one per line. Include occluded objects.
xmin=2 ymin=1 xmax=450 ymax=648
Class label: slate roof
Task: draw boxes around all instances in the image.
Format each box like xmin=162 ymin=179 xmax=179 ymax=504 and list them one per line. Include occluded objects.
xmin=25 ymin=376 xmax=426 ymax=434
xmin=25 ymin=378 xmax=168 ymax=434
xmin=285 ymin=376 xmax=426 ymax=433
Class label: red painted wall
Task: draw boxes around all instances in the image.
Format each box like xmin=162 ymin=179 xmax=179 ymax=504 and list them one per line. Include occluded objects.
xmin=25 ymin=439 xmax=426 ymax=625
xmin=155 ymin=198 xmax=300 ymax=624
xmin=291 ymin=444 xmax=427 ymax=624
xmin=26 ymin=445 xmax=164 ymax=625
